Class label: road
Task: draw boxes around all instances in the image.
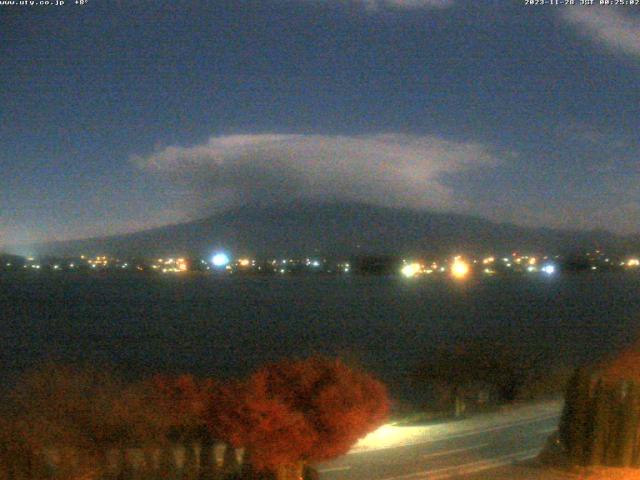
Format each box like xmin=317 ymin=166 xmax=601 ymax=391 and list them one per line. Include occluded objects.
xmin=315 ymin=399 xmax=564 ymax=480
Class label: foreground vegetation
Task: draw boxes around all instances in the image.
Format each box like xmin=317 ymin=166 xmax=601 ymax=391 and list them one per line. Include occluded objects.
xmin=0 ymin=340 xmax=600 ymax=480
xmin=560 ymin=343 xmax=640 ymax=468
xmin=0 ymin=357 xmax=389 ymax=480
xmin=407 ymin=340 xmax=574 ymax=421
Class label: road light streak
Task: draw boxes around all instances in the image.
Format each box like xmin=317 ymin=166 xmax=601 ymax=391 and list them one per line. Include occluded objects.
xmin=381 ymin=448 xmax=540 ymax=480
xmin=535 ymin=426 xmax=558 ymax=435
xmin=318 ymin=402 xmax=563 ymax=479
xmin=349 ymin=410 xmax=560 ymax=453
xmin=437 ymin=413 xmax=559 ymax=443
xmin=427 ymin=448 xmax=540 ymax=480
xmin=318 ymin=466 xmax=352 ymax=473
xmin=420 ymin=442 xmax=490 ymax=460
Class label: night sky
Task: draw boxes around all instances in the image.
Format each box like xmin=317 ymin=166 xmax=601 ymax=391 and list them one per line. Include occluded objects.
xmin=2 ymin=0 xmax=640 ymax=248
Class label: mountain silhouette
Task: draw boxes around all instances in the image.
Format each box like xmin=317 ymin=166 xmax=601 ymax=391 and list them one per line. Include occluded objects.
xmin=24 ymin=202 xmax=640 ymax=258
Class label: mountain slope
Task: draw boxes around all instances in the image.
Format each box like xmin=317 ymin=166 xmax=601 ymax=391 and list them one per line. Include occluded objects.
xmin=26 ymin=202 xmax=640 ymax=258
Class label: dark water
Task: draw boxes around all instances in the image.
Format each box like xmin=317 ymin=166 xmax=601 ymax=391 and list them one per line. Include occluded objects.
xmin=1 ymin=272 xmax=640 ymax=399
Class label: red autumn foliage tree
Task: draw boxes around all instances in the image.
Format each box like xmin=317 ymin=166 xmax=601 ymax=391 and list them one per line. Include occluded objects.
xmin=147 ymin=374 xmax=214 ymax=441
xmin=2 ymin=364 xmax=168 ymax=479
xmin=206 ymin=357 xmax=390 ymax=479
xmin=252 ymin=357 xmax=390 ymax=461
xmin=0 ymin=359 xmax=388 ymax=480
xmin=597 ymin=341 xmax=640 ymax=384
xmin=208 ymin=377 xmax=317 ymax=472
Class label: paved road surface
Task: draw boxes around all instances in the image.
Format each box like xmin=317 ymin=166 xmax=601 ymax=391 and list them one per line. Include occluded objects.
xmin=315 ymin=399 xmax=563 ymax=480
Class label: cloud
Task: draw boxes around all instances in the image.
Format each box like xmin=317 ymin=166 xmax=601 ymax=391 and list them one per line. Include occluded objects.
xmin=304 ymin=0 xmax=453 ymax=11
xmin=0 ymin=218 xmax=40 ymax=252
xmin=133 ymin=134 xmax=499 ymax=217
xmin=362 ymin=0 xmax=453 ymax=9
xmin=561 ymin=8 xmax=640 ymax=57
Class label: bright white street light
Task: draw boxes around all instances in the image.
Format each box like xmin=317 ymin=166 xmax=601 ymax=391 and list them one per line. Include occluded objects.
xmin=212 ymin=252 xmax=230 ymax=267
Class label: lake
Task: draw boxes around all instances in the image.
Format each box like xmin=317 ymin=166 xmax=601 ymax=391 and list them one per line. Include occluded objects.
xmin=1 ymin=271 xmax=640 ymax=401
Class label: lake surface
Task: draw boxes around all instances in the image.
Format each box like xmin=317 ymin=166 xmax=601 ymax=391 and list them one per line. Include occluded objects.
xmin=1 ymin=272 xmax=640 ymax=401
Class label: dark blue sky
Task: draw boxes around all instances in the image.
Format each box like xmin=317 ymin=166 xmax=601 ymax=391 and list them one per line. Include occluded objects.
xmin=2 ymin=0 xmax=640 ymax=247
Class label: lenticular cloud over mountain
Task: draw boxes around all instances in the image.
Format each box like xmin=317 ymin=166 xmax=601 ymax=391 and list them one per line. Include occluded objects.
xmin=133 ymin=134 xmax=500 ymax=215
